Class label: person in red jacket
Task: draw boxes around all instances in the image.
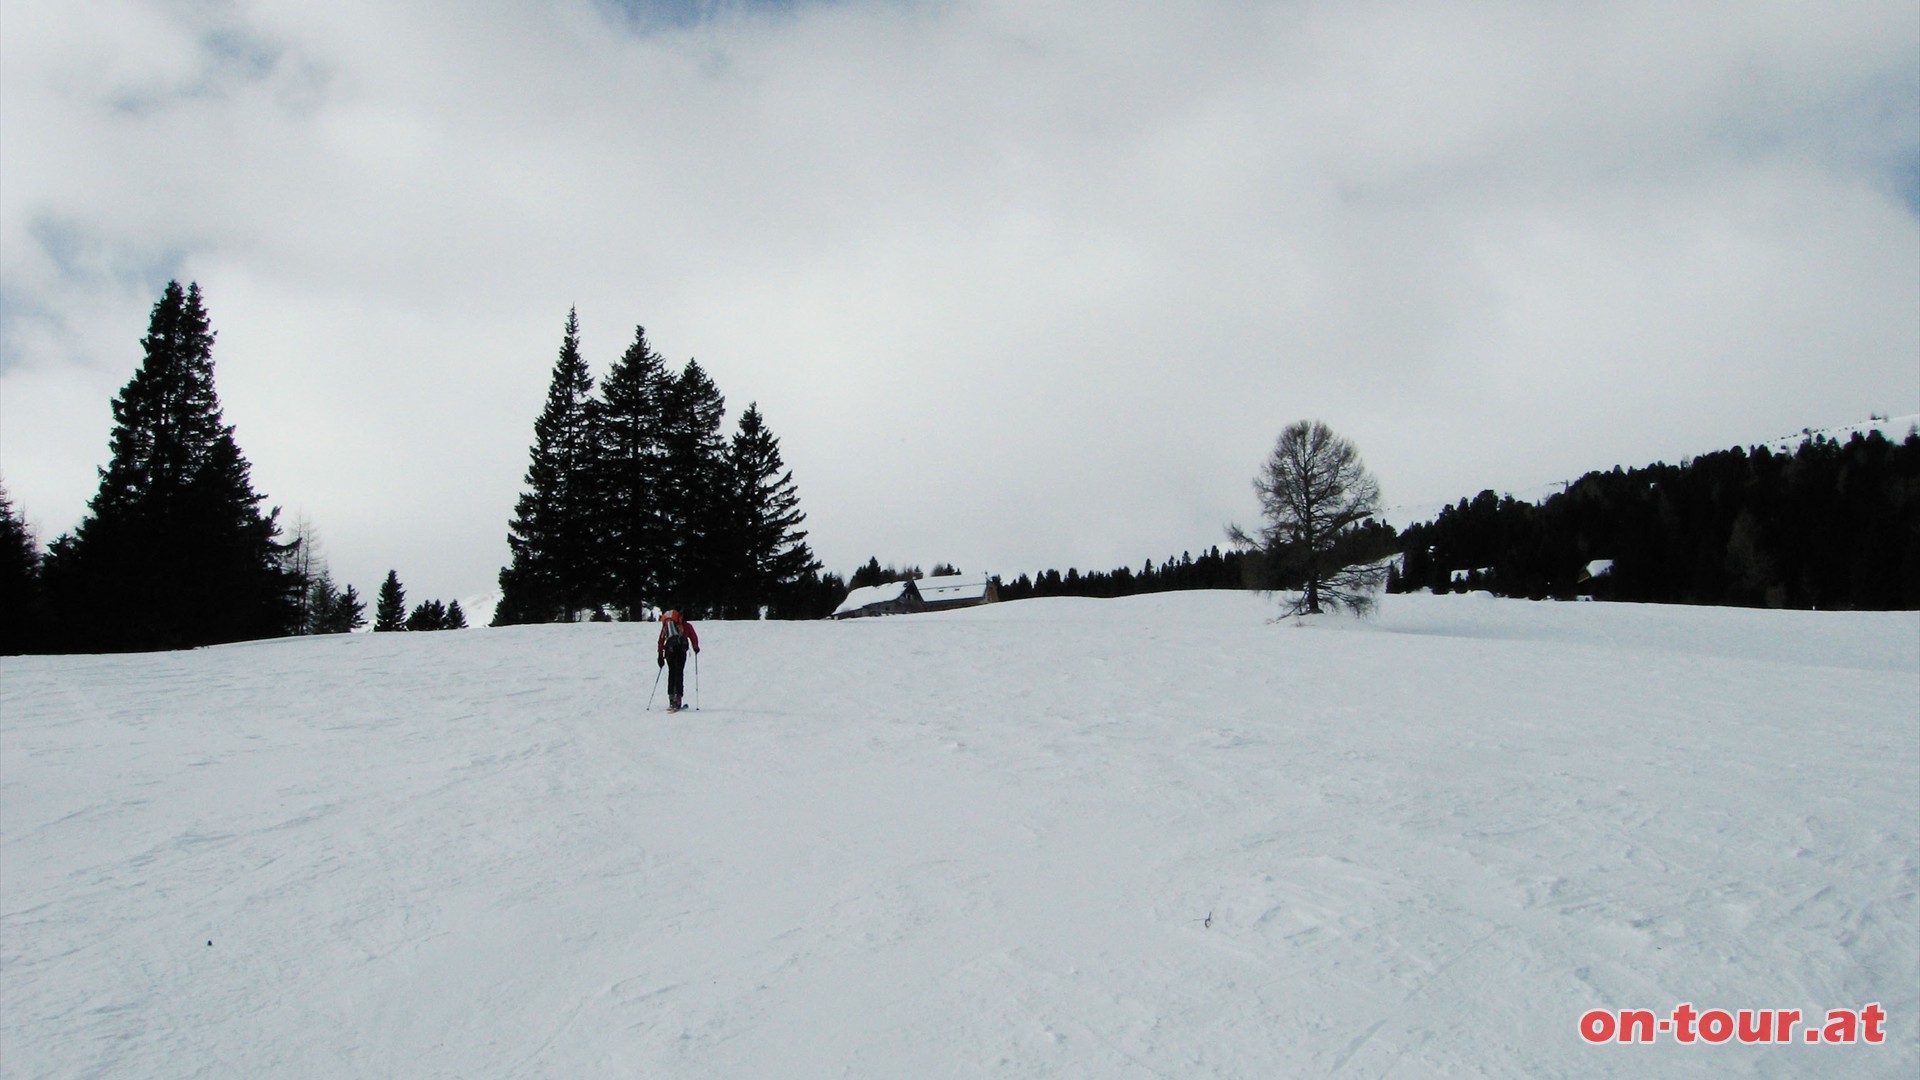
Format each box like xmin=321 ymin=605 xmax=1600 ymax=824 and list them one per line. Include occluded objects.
xmin=657 ymin=609 xmax=700 ymax=711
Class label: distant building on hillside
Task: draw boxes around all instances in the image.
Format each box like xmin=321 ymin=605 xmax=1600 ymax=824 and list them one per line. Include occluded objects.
xmin=830 ymin=573 xmax=1000 ymax=619
xmin=1576 ymin=558 xmax=1615 ymax=599
xmin=915 ymin=573 xmax=999 ymax=613
xmin=832 ymin=579 xmax=924 ymax=619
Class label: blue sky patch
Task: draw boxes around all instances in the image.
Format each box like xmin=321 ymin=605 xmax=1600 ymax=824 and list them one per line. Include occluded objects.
xmin=599 ymin=0 xmax=815 ymax=32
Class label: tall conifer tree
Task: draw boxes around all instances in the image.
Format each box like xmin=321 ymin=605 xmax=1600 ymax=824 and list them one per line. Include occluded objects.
xmin=724 ymin=403 xmax=819 ymax=618
xmin=327 ymin=584 xmax=368 ymax=633
xmin=0 ymin=482 xmax=43 ymax=653
xmin=587 ymin=326 xmax=673 ymax=618
xmin=495 ymin=308 xmax=597 ymax=624
xmin=304 ymin=571 xmax=366 ymax=634
xmin=41 ymin=281 xmax=297 ymax=651
xmin=374 ymin=570 xmax=407 ymax=631
xmin=656 ymin=359 xmax=730 ymax=615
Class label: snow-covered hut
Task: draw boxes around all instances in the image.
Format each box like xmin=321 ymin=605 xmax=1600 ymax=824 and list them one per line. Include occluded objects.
xmin=913 ymin=573 xmax=999 ymax=613
xmin=1576 ymin=558 xmax=1616 ymax=599
xmin=830 ymin=573 xmax=999 ymax=619
xmin=831 ymin=579 xmax=924 ymax=619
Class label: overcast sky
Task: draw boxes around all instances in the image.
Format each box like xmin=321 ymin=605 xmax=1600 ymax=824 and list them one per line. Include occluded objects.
xmin=3 ymin=0 xmax=1916 ymax=610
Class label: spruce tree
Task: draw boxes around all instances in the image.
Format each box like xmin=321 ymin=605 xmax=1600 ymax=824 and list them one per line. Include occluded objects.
xmin=309 ymin=579 xmax=366 ymax=634
xmin=656 ymin=359 xmax=730 ymax=615
xmin=774 ymin=567 xmax=846 ymax=620
xmin=849 ymin=557 xmax=888 ymax=590
xmin=725 ymin=403 xmax=819 ymax=618
xmin=0 ymin=482 xmax=44 ymax=654
xmin=374 ymin=570 xmax=407 ymax=631
xmin=495 ymin=308 xmax=597 ymax=625
xmin=407 ymin=599 xmax=449 ymax=631
xmin=305 ymin=569 xmax=341 ymax=634
xmin=327 ymin=585 xmax=367 ymax=633
xmin=40 ymin=281 xmax=298 ymax=651
xmin=302 ymin=566 xmax=368 ymax=635
xmin=587 ymin=326 xmax=673 ymax=618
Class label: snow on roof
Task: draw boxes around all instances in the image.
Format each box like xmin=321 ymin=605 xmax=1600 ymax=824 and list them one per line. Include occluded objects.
xmin=915 ymin=573 xmax=991 ymax=604
xmin=831 ymin=581 xmax=913 ymax=616
xmin=831 ymin=574 xmax=993 ymax=616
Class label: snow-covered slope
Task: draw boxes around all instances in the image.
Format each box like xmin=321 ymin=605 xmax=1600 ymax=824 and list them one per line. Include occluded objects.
xmin=3 ymin=593 xmax=1915 ymax=1077
xmin=1756 ymin=414 xmax=1920 ymax=455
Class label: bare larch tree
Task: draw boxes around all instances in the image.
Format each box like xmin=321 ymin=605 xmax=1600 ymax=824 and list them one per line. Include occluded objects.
xmin=1230 ymin=420 xmax=1386 ymax=615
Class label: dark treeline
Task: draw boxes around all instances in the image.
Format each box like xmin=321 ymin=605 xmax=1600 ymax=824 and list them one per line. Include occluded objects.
xmin=843 ymin=559 xmax=968 ymax=589
xmin=990 ymin=520 xmax=1398 ymax=605
xmin=999 ymin=546 xmax=1253 ymax=601
xmin=1235 ymin=519 xmax=1399 ymax=604
xmin=833 ymin=548 xmax=1254 ymax=604
xmin=1392 ymin=430 xmax=1920 ymax=609
xmin=493 ymin=309 xmax=830 ymax=624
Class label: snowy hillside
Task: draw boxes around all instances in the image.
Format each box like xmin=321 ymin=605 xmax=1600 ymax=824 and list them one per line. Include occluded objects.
xmin=3 ymin=593 xmax=1915 ymax=1078
xmin=1756 ymin=414 xmax=1920 ymax=455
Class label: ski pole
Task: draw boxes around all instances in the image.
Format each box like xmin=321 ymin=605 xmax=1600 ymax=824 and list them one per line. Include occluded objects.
xmin=693 ymin=649 xmax=701 ymax=711
xmin=646 ymin=662 xmax=663 ymax=711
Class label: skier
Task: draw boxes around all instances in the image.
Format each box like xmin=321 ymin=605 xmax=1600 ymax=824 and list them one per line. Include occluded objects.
xmin=657 ymin=609 xmax=700 ymax=712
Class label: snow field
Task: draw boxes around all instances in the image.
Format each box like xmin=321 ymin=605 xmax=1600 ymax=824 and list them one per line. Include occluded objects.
xmin=2 ymin=592 xmax=1915 ymax=1077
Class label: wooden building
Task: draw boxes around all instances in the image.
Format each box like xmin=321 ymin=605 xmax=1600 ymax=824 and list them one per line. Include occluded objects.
xmin=830 ymin=573 xmax=1000 ymax=619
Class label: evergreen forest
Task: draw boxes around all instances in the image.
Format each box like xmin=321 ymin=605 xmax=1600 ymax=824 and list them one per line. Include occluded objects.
xmin=998 ymin=547 xmax=1255 ymax=601
xmin=1392 ymin=430 xmax=1920 ymax=610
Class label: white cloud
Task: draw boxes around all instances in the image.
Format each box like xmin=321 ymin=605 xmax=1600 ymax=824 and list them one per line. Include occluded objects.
xmin=3 ymin=0 xmax=1915 ymax=603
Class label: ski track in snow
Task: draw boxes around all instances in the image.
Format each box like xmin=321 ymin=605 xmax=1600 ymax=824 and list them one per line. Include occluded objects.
xmin=2 ymin=593 xmax=1915 ymax=1078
